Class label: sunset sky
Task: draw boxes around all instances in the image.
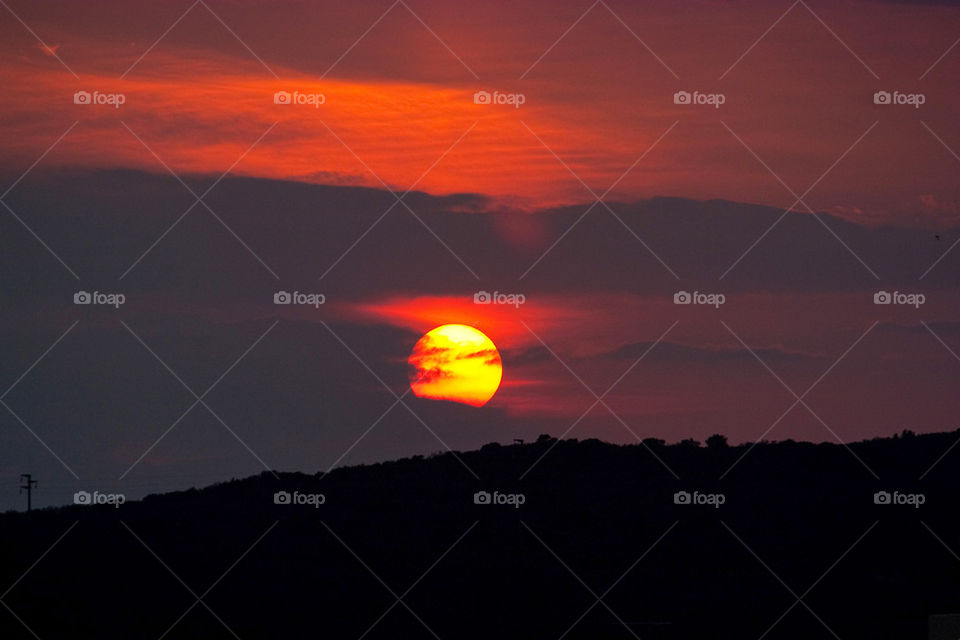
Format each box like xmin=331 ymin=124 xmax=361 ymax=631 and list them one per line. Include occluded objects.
xmin=1 ymin=0 xmax=958 ymax=509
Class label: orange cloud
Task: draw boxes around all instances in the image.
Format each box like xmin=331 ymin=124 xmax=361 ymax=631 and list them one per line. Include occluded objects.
xmin=2 ymin=1 xmax=959 ymax=223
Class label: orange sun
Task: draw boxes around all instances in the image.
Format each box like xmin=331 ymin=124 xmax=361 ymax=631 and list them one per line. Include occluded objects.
xmin=408 ymin=324 xmax=502 ymax=407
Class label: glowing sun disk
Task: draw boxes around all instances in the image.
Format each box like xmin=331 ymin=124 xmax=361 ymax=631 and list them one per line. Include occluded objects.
xmin=408 ymin=324 xmax=502 ymax=407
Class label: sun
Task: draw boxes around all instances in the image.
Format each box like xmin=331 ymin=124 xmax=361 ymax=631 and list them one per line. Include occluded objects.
xmin=408 ymin=324 xmax=502 ymax=407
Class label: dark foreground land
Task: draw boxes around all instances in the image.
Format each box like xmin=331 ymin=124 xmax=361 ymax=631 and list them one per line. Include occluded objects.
xmin=1 ymin=430 xmax=959 ymax=639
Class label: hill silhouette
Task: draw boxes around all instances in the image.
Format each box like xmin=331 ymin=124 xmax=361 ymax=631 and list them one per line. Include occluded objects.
xmin=2 ymin=429 xmax=959 ymax=639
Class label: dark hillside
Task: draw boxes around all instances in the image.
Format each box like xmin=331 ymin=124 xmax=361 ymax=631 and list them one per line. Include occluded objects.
xmin=1 ymin=430 xmax=958 ymax=639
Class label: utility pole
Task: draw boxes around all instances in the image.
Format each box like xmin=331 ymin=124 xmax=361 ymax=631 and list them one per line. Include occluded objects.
xmin=19 ymin=474 xmax=37 ymax=512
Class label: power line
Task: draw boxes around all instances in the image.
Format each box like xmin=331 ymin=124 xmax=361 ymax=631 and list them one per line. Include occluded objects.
xmin=19 ymin=473 xmax=37 ymax=512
